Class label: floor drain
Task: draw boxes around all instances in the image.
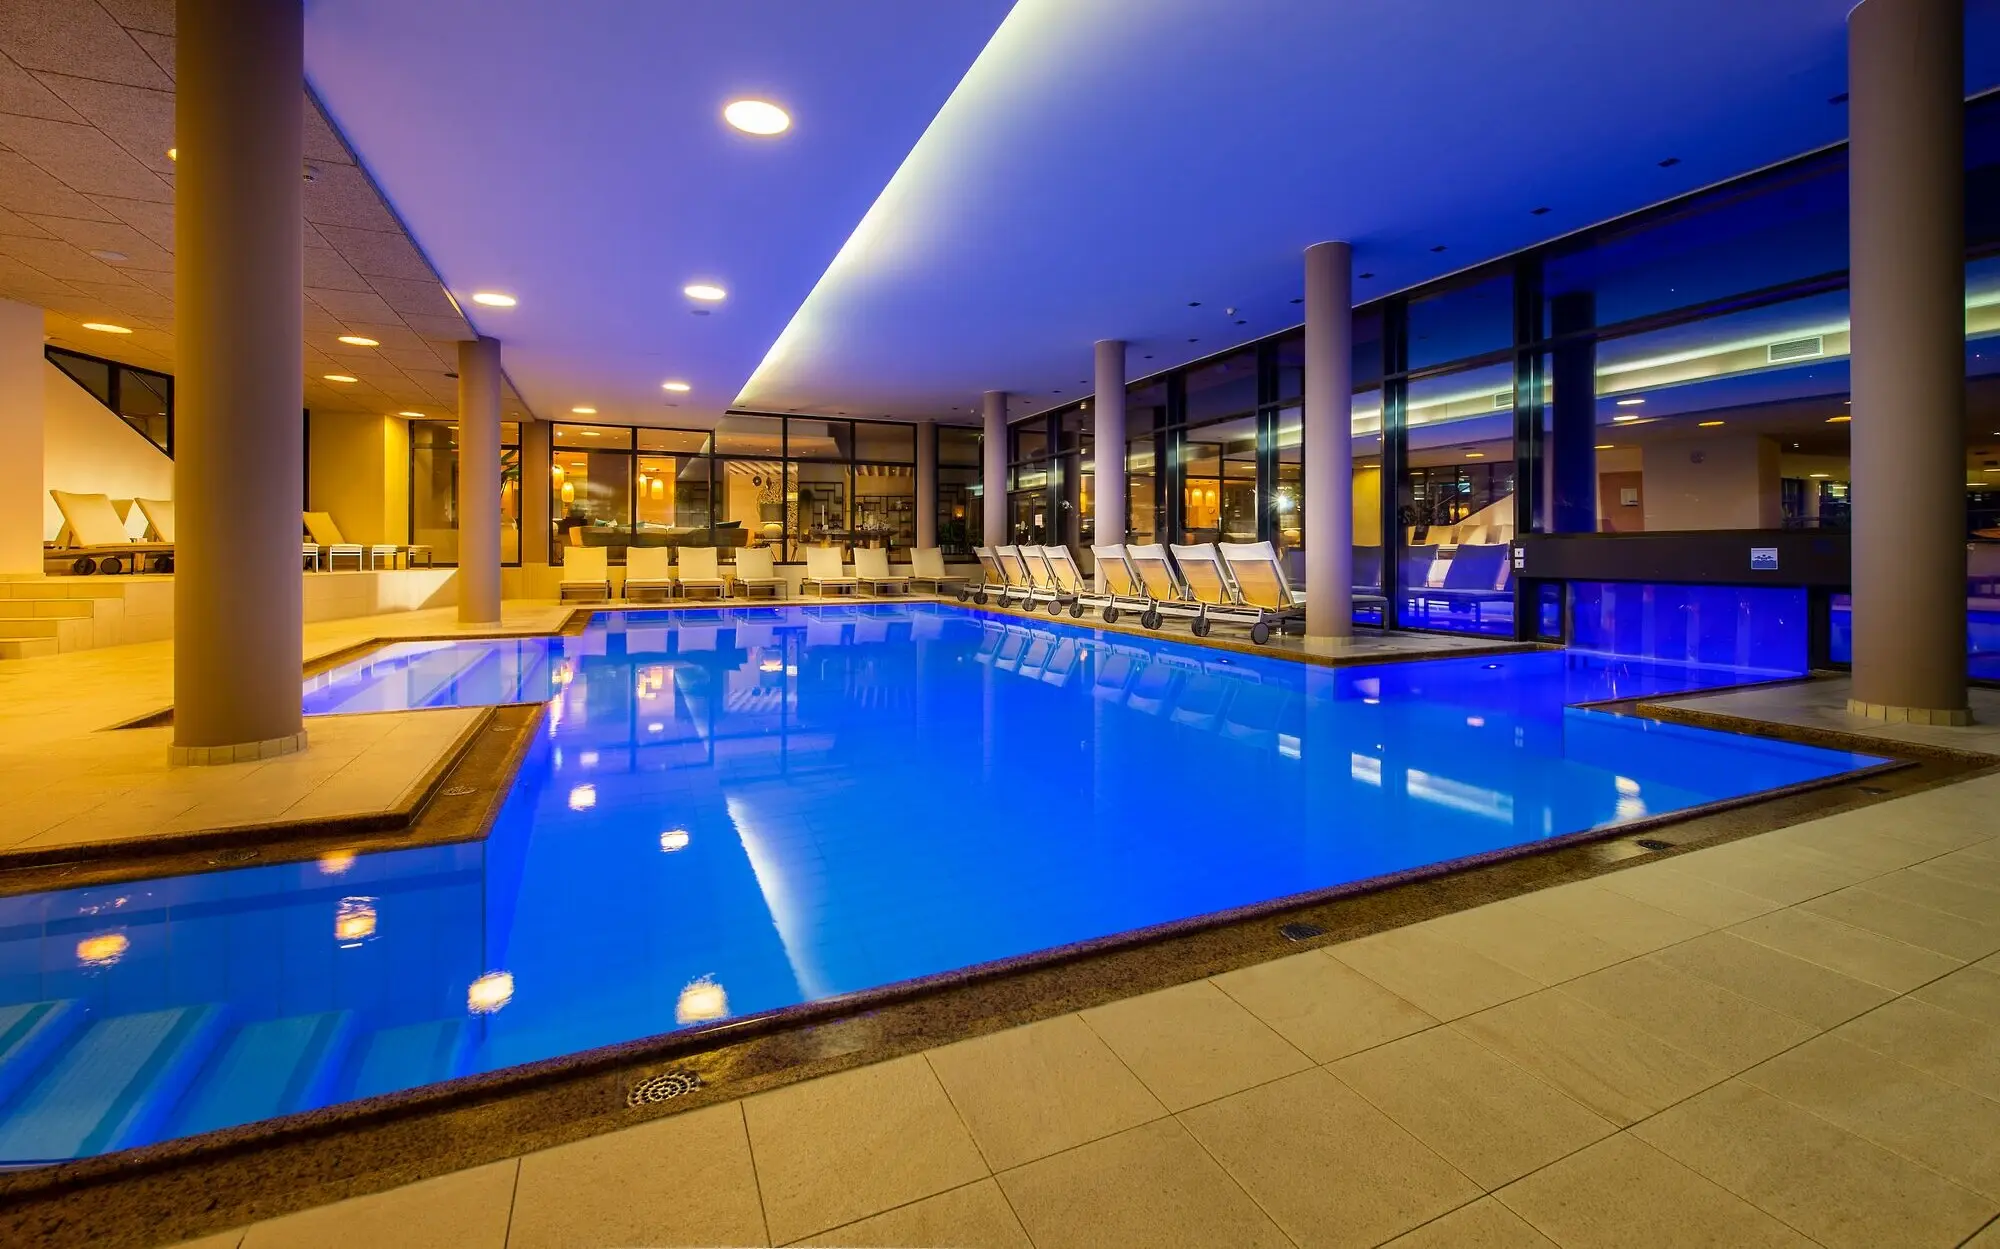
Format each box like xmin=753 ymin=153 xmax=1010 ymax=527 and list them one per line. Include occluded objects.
xmin=1856 ymin=785 xmax=1888 ymax=795
xmin=1634 ymin=838 xmax=1675 ymax=853
xmin=628 ymin=1069 xmax=703 ymax=1106
xmin=441 ymin=785 xmax=476 ymax=797
xmin=491 ymin=724 xmax=512 ymax=732
xmin=1278 ymin=922 xmax=1327 ymax=942
xmin=207 ymin=848 xmax=259 ymax=865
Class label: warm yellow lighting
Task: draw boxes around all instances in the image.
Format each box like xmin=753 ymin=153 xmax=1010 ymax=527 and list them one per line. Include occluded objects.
xmin=1465 ymin=452 xmax=1485 ymax=459
xmin=568 ymin=783 xmax=595 ymax=810
xmin=659 ymin=828 xmax=690 ymax=852
xmin=337 ymin=335 xmax=379 ymax=347
xmin=323 ymin=374 xmax=357 ymax=384
xmin=398 ymin=411 xmax=425 ymax=418
xmin=571 ymin=406 xmax=597 ymax=415
xmin=1594 ymin=444 xmax=1615 ymax=451
xmin=1616 ymin=397 xmax=1646 ymax=407
xmin=81 ymin=322 xmax=132 ymax=334
xmin=662 ymin=381 xmax=692 ymax=393
xmin=683 ymin=284 xmax=726 ymax=302
xmin=468 ymin=971 xmax=514 ymax=1014
xmin=1809 ymin=472 xmax=1832 ymax=479
xmin=1698 ymin=420 xmax=1724 ymax=427
xmin=1613 ymin=415 xmax=1640 ymax=423
xmin=723 ymin=99 xmax=791 ymax=135
xmin=650 ymin=479 xmax=664 ymax=500
xmin=676 ymin=976 xmax=729 ymax=1023
xmin=166 ymin=146 xmax=177 ymax=160
xmin=561 ymin=482 xmax=575 ymax=503
xmin=551 ymin=464 xmax=565 ymax=483
xmin=647 ymin=721 xmax=664 ymax=732
xmin=1828 ymin=415 xmax=1851 ymax=423
xmin=471 ymin=292 xmax=517 ymax=307
xmin=334 ymin=897 xmax=377 ymax=945
xmin=77 ymin=932 xmax=129 ymax=967
xmin=760 ymin=657 xmax=783 ymax=673
xmin=581 ymin=430 xmax=601 ymax=437
xmin=318 ymin=851 xmax=356 ymax=875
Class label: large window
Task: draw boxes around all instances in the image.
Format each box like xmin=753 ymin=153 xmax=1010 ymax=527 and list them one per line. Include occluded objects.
xmin=937 ymin=426 xmax=983 ymax=557
xmin=410 ymin=419 xmax=521 ymax=565
xmin=47 ymin=346 xmax=173 ymax=455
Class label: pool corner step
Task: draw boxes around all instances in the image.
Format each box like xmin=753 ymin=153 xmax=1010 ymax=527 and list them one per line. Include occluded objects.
xmin=0 ymin=1004 xmax=227 ymax=1162
xmin=0 ymin=999 xmax=86 ymax=1108
xmin=172 ymin=1010 xmax=357 ymax=1138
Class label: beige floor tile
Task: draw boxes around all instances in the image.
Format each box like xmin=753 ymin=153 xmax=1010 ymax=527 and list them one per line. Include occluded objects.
xmin=1910 ymin=965 xmax=2000 ymax=1028
xmin=1969 ymin=1219 xmax=2000 ymax=1247
xmin=1557 ymin=956 xmax=1818 ymax=1074
xmin=1759 ymin=819 xmax=1941 ymax=874
xmin=239 ymin=1159 xmax=517 ymax=1249
xmin=1328 ymin=924 xmax=1542 ymax=1021
xmin=1652 ymin=931 xmax=1893 ymax=1028
xmin=996 ymin=1118 xmax=1290 ymax=1249
xmin=1634 ymin=1080 xmax=1994 ymax=1249
xmin=1180 ymin=1067 xmax=1479 ymax=1249
xmin=1078 ymin=979 xmax=1310 ymax=1111
xmin=1669 ymin=838 xmax=1874 ymax=906
xmin=509 ymin=1102 xmax=767 ymax=1249
xmin=1332 ymin=1025 xmax=1615 ymax=1188
xmin=1832 ymin=997 xmax=2000 ymax=1100
xmin=925 ymin=1014 xmax=1166 ymax=1170
xmin=1210 ymin=949 xmax=1438 ymax=1062
xmin=1420 ymin=898 xmax=1633 ymax=984
xmin=806 ymin=1179 xmax=1030 ymax=1249
xmin=1728 ymin=906 xmax=1964 ymax=991
xmin=1381 ymin=1198 xmax=1556 ymax=1248
xmin=1914 ymin=848 xmax=2000 ymax=892
xmin=1509 ymin=879 xmax=1709 ymax=955
xmin=1803 ymin=885 xmax=2000 ymax=962
xmin=744 ymin=1054 xmax=989 ymax=1244
xmin=1742 ymin=1035 xmax=2000 ymax=1200
xmin=1495 ymin=1134 xmax=1813 ymax=1248
xmin=1593 ymin=862 xmax=1783 ymax=927
xmin=1453 ymin=990 xmax=1725 ymax=1126
xmin=1865 ymin=867 xmax=2000 ymax=921
xmin=159 ymin=1235 xmax=244 ymax=1249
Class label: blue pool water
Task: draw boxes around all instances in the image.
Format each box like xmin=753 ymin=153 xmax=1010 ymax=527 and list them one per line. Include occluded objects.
xmin=0 ymin=605 xmax=1883 ymax=1163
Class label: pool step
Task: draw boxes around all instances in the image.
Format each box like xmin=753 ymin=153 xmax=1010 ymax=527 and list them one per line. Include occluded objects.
xmin=0 ymin=637 xmax=58 ymax=660
xmin=0 ymin=1005 xmax=226 ymax=1162
xmin=347 ymin=1019 xmax=470 ymax=1100
xmin=173 ymin=1011 xmax=356 ymax=1138
xmin=0 ymin=1000 xmax=86 ymax=1108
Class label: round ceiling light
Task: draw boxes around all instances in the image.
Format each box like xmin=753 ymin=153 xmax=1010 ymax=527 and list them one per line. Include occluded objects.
xmin=662 ymin=381 xmax=692 ymax=393
xmin=337 ymin=335 xmax=379 ymax=347
xmin=683 ymin=283 xmax=726 ymax=302
xmin=323 ymin=374 xmax=357 ymax=384
xmin=724 ymin=99 xmax=791 ymax=135
xmin=471 ymin=291 xmax=517 ymax=307
xmin=571 ymin=406 xmax=597 ymax=415
xmin=90 ymin=249 xmax=128 ymax=262
xmin=81 ymin=322 xmax=132 ymax=334
xmin=398 ymin=411 xmax=424 ymax=418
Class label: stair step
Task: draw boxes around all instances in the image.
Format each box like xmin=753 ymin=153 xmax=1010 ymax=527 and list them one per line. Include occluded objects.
xmin=347 ymin=1019 xmax=469 ymax=1100
xmin=174 ymin=1011 xmax=354 ymax=1137
xmin=0 ymin=601 xmax=94 ymax=620
xmin=0 ymin=638 xmax=58 ymax=660
xmin=0 ymin=1005 xmax=225 ymax=1162
xmin=0 ymin=1000 xmax=85 ymax=1108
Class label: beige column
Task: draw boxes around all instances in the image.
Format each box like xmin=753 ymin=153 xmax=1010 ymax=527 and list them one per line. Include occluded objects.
xmin=520 ymin=418 xmax=551 ymax=567
xmin=1848 ymin=0 xmax=1969 ymax=724
xmin=1304 ymin=241 xmax=1354 ymax=646
xmin=171 ymin=0 xmax=305 ymax=765
xmin=982 ymin=390 xmax=1007 ymax=545
xmin=915 ymin=419 xmax=937 ymax=549
xmin=457 ymin=336 xmax=502 ymax=624
xmin=1094 ymin=340 xmax=1127 ymax=567
xmin=0 ymin=299 xmax=43 ymax=575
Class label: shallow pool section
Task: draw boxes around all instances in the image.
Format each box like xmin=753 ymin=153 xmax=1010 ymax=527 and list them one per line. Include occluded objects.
xmin=0 ymin=605 xmax=1882 ymax=1163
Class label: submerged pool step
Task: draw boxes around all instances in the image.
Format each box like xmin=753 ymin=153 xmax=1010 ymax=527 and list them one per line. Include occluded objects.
xmin=347 ymin=1019 xmax=470 ymax=1100
xmin=172 ymin=1011 xmax=356 ymax=1138
xmin=0 ymin=999 xmax=86 ymax=1108
xmin=0 ymin=1005 xmax=226 ymax=1162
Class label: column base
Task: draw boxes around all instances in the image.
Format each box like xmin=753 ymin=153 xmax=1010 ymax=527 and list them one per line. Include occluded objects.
xmin=1845 ymin=699 xmax=1974 ymax=727
xmin=170 ymin=729 xmax=308 ymax=767
xmin=1301 ymin=634 xmax=1361 ymax=655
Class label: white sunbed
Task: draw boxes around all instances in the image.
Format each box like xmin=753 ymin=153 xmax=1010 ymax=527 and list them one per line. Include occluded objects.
xmin=559 ymin=545 xmax=612 ymax=602
xmin=1124 ymin=542 xmax=1203 ymax=630
xmin=1038 ymin=545 xmax=1089 ymax=618
xmin=623 ymin=546 xmax=676 ymax=601
xmin=853 ymin=547 xmax=909 ymax=596
xmin=49 ymin=490 xmax=173 ymax=575
xmin=674 ymin=546 xmax=729 ymax=600
xmin=731 ymin=546 xmax=787 ymax=599
xmin=1084 ymin=544 xmax=1155 ymax=624
xmin=799 ymin=546 xmax=858 ymax=597
xmin=1212 ymin=540 xmax=1307 ymax=644
xmin=908 ymin=546 xmax=968 ymax=597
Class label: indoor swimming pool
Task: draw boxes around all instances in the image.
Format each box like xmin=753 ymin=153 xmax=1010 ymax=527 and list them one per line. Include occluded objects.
xmin=0 ymin=604 xmax=1884 ymax=1164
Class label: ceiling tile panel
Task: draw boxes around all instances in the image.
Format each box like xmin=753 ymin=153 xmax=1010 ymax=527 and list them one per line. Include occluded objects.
xmin=317 ymin=223 xmax=433 ymax=281
xmin=0 ymin=150 xmax=118 ymax=219
xmin=0 ymin=0 xmax=171 ymax=90
xmin=404 ymin=316 xmax=476 ymax=343
xmin=305 ymin=286 xmax=398 ymax=324
xmin=378 ymin=346 xmax=446 ymax=372
xmin=0 ymin=50 xmax=84 ymax=122
xmin=363 ymin=274 xmax=457 ymax=319
xmin=0 ymin=253 xmax=77 ymax=297
xmin=300 ymin=301 xmax=345 ymax=334
xmin=32 ymin=73 xmax=175 ymax=174
xmin=124 ymin=29 xmax=171 ymax=82
xmin=0 ymin=233 xmax=128 ymax=282
xmin=100 ymin=0 xmax=174 ymax=37
xmin=0 ymin=207 xmax=55 ymax=239
xmin=88 ymin=194 xmax=170 ymax=247
xmin=302 ymin=162 xmax=402 ymax=232
xmin=65 ymin=278 xmax=171 ymax=319
xmin=302 ymin=103 xmax=352 ymax=165
xmin=0 ymin=112 xmax=171 ymax=201
xmin=124 ymin=266 xmax=172 ymax=296
xmin=21 ymin=213 xmax=171 ymax=270
xmin=302 ymin=246 xmax=373 ymax=293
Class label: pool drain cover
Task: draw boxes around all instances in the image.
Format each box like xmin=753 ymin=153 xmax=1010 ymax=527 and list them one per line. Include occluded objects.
xmin=207 ymin=848 xmax=259 ymax=865
xmin=442 ymin=786 xmax=476 ymax=797
xmin=1278 ymin=922 xmax=1327 ymax=942
xmin=628 ymin=1070 xmax=703 ymax=1106
xmin=1634 ymin=839 xmax=1675 ymax=853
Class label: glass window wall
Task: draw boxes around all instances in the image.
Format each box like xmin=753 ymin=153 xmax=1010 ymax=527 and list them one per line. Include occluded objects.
xmin=410 ymin=419 xmax=521 ymax=566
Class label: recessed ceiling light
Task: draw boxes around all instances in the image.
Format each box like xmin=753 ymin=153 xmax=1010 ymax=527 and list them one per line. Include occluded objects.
xmin=337 ymin=335 xmax=379 ymax=347
xmin=81 ymin=322 xmax=131 ymax=334
xmin=1698 ymin=420 xmax=1724 ymax=427
xmin=1594 ymin=443 xmax=1615 ymax=450
xmin=684 ymin=283 xmax=726 ymax=302
xmin=166 ymin=147 xmax=176 ymax=161
xmin=1465 ymin=451 xmax=1485 ymax=458
xmin=723 ymin=99 xmax=790 ymax=135
xmin=1613 ymin=415 xmax=1641 ymax=423
xmin=581 ymin=430 xmax=600 ymax=437
xmin=90 ymin=249 xmax=128 ymax=262
xmin=662 ymin=381 xmax=692 ymax=393
xmin=323 ymin=374 xmax=357 ymax=383
xmin=1809 ymin=472 xmax=1831 ymax=478
xmin=471 ymin=292 xmax=517 ymax=307
xmin=1616 ymin=397 xmax=1645 ymax=406
xmin=398 ymin=411 xmax=424 ymax=417
xmin=571 ymin=406 xmax=597 ymax=414
xmin=1828 ymin=415 xmax=1851 ymax=422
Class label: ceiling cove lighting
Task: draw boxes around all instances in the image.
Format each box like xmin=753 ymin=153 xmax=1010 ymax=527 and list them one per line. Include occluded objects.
xmin=662 ymin=381 xmax=692 ymax=393
xmin=323 ymin=374 xmax=357 ymax=384
xmin=723 ymin=99 xmax=791 ymax=135
xmin=1615 ymin=397 xmax=1646 ymax=407
xmin=683 ymin=283 xmax=727 ymax=302
xmin=81 ymin=322 xmax=131 ymax=334
xmin=470 ymin=292 xmax=517 ymax=307
xmin=337 ymin=335 xmax=379 ymax=347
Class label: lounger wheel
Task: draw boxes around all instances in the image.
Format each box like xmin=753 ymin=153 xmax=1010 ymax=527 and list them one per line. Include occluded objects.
xmin=1048 ymin=600 xmax=1063 ymax=616
xmin=1069 ymin=602 xmax=1086 ymax=619
xmin=71 ymin=556 xmax=96 ymax=576
xmin=1102 ymin=606 xmax=1120 ymax=624
xmin=99 ymin=555 xmax=125 ymax=576
xmin=1249 ymin=621 xmax=1271 ymax=645
xmin=1191 ymin=616 xmax=1212 ymax=639
xmin=972 ymin=590 xmax=987 ymax=605
xmin=1140 ymin=609 xmax=1161 ymax=630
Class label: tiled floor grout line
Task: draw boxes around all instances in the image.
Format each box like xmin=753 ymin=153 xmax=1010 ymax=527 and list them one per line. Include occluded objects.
xmin=912 ymin=1050 xmax=1044 ymax=1249
xmin=1959 ymin=1210 xmax=2000 ymax=1249
xmin=496 ymin=1157 xmax=523 ymax=1249
xmin=736 ymin=1099 xmax=775 ymax=1248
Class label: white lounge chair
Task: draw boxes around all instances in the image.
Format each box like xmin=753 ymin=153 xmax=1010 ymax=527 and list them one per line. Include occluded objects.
xmin=622 ymin=546 xmax=675 ymax=601
xmin=853 ymin=547 xmax=909 ymax=596
xmin=908 ymin=547 xmax=968 ymax=597
xmin=731 ymin=546 xmax=787 ymax=599
xmin=799 ymin=546 xmax=858 ymax=597
xmin=560 ymin=545 xmax=611 ymax=601
xmin=49 ymin=490 xmax=173 ymax=574
xmin=1036 ymin=546 xmax=1087 ymax=616
xmin=1124 ymin=543 xmax=1203 ymax=630
xmin=133 ymin=497 xmax=174 ymax=543
xmin=1084 ymin=544 xmax=1154 ymax=624
xmin=304 ymin=511 xmax=399 ymax=571
xmin=1213 ymin=540 xmax=1307 ymax=644
xmin=674 ymin=546 xmax=729 ymax=600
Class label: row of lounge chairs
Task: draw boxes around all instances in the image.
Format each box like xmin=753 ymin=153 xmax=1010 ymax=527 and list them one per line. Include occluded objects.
xmin=557 ymin=545 xmax=969 ymax=602
xmin=46 ymin=491 xmax=436 ymax=576
xmin=964 ymin=541 xmax=1306 ymax=645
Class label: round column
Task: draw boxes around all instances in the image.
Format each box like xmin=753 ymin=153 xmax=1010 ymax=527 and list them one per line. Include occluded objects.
xmin=1304 ymin=241 xmax=1355 ymax=645
xmin=1848 ymin=0 xmax=1969 ymax=724
xmin=982 ymin=390 xmax=1008 ymax=546
xmin=916 ymin=419 xmax=938 ymax=549
xmin=171 ymin=0 xmax=305 ymax=765
xmin=1094 ymin=340 xmax=1127 ymax=571
xmin=457 ymin=336 xmax=502 ymax=625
